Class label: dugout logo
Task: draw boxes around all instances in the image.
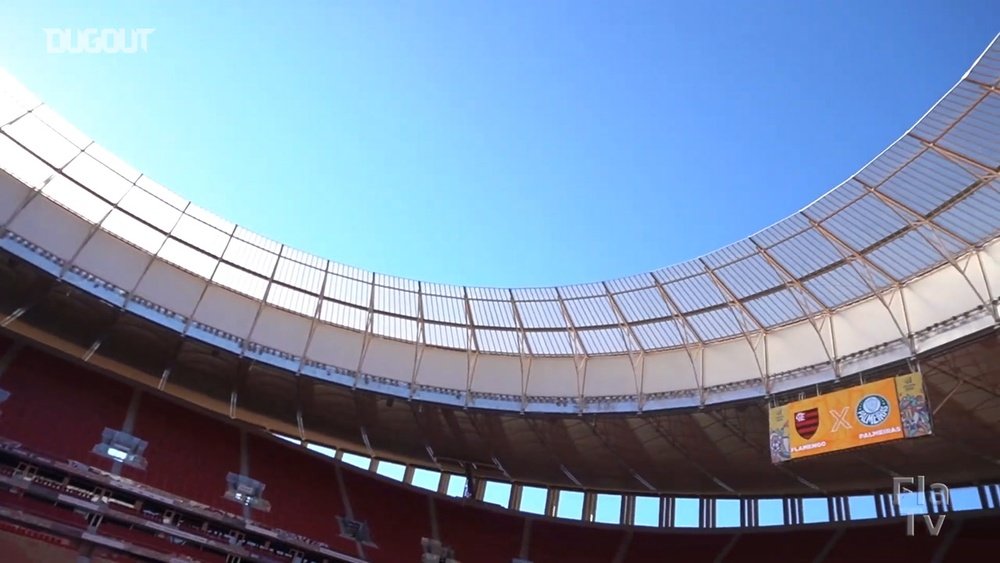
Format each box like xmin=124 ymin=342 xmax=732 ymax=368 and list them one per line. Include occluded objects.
xmin=856 ymin=394 xmax=891 ymax=426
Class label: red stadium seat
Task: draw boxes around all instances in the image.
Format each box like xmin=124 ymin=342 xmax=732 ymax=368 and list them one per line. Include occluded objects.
xmin=824 ymin=521 xmax=941 ymax=563
xmin=0 ymin=488 xmax=89 ymax=530
xmin=0 ymin=521 xmax=79 ymax=563
xmin=339 ymin=466 xmax=432 ymax=563
xmin=99 ymin=520 xmax=226 ymax=562
xmin=436 ymin=499 xmax=524 ymax=563
xmin=0 ymin=348 xmax=130 ymax=465
xmin=623 ymin=529 xmax=732 ymax=563
xmin=943 ymin=515 xmax=1000 ymax=562
xmin=723 ymin=529 xmax=830 ymax=562
xmin=245 ymin=433 xmax=357 ymax=553
xmin=121 ymin=392 xmax=240 ymax=512
xmin=528 ymin=519 xmax=626 ymax=563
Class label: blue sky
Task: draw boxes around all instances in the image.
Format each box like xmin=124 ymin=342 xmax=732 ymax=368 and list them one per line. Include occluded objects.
xmin=0 ymin=2 xmax=997 ymax=287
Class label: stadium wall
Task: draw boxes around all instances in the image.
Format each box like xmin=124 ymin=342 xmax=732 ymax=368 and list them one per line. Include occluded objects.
xmin=0 ymin=331 xmax=996 ymax=562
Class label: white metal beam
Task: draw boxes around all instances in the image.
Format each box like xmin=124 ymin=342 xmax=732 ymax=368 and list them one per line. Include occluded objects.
xmin=698 ymin=259 xmax=769 ymax=389
xmin=353 ymin=272 xmax=377 ymax=384
xmin=462 ymin=287 xmax=480 ymax=406
xmin=555 ymin=287 xmax=590 ymax=409
xmin=410 ymin=282 xmax=426 ymax=397
xmin=650 ymin=274 xmax=707 ymax=403
xmin=602 ymin=282 xmax=647 ymax=410
xmin=508 ymin=290 xmax=534 ymax=410
xmin=751 ymin=240 xmax=839 ymax=376
xmin=242 ymin=244 xmax=284 ymax=359
xmin=296 ymin=259 xmax=330 ymax=376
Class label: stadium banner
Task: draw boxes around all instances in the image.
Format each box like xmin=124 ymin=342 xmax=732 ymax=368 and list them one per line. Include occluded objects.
xmin=895 ymin=372 xmax=933 ymax=438
xmin=769 ymin=378 xmax=905 ymax=462
xmin=768 ymin=403 xmax=792 ymax=463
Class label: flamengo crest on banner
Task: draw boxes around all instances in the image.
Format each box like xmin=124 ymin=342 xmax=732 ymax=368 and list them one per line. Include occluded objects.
xmin=794 ymin=408 xmax=819 ymax=439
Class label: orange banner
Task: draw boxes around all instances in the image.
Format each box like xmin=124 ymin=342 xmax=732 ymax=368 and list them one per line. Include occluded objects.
xmin=769 ymin=378 xmax=904 ymax=461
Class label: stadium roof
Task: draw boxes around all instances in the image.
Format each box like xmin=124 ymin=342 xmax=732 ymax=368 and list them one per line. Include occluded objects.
xmin=0 ymin=36 xmax=997 ymax=496
xmin=1 ymin=263 xmax=999 ymax=496
xmin=0 ymin=36 xmax=997 ymax=414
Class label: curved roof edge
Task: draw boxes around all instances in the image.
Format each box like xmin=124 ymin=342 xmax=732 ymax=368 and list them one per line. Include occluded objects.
xmin=0 ymin=35 xmax=997 ymax=413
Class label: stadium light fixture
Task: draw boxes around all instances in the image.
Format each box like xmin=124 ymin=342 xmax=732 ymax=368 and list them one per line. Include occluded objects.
xmin=224 ymin=472 xmax=271 ymax=511
xmin=91 ymin=428 xmax=148 ymax=469
xmin=421 ymin=537 xmax=459 ymax=563
xmin=337 ymin=516 xmax=373 ymax=545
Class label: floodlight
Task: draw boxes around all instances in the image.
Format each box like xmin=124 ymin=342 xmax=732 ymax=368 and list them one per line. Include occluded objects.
xmin=337 ymin=516 xmax=372 ymax=544
xmin=422 ymin=537 xmax=443 ymax=554
xmin=421 ymin=537 xmax=458 ymax=562
xmin=91 ymin=428 xmax=148 ymax=469
xmin=224 ymin=472 xmax=271 ymax=511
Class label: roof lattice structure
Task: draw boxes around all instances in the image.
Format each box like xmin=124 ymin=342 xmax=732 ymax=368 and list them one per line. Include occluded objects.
xmin=0 ymin=35 xmax=997 ymax=413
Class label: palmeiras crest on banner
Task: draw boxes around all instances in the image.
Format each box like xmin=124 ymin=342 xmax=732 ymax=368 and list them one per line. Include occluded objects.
xmin=794 ymin=408 xmax=819 ymax=440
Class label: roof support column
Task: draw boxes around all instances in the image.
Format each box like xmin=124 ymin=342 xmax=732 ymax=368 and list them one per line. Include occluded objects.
xmin=555 ymin=288 xmax=590 ymax=413
xmin=508 ymin=290 xmax=534 ymax=412
xmin=293 ymin=261 xmax=330 ymax=442
xmin=699 ymin=259 xmax=770 ymax=391
xmin=182 ymin=224 xmax=237 ymax=338
xmin=751 ymin=240 xmax=839 ymax=378
xmin=462 ymin=288 xmax=480 ymax=406
xmin=354 ymin=272 xmax=377 ymax=384
xmin=650 ymin=274 xmax=706 ymax=404
xmin=603 ymin=282 xmax=647 ymax=411
xmin=409 ymin=282 xmax=426 ymax=398
xmin=123 ymin=195 xmax=192 ymax=315
xmin=858 ymin=176 xmax=994 ymax=308
xmin=806 ymin=216 xmax=913 ymax=354
xmin=57 ymin=146 xmax=134 ymax=283
xmin=242 ymin=243 xmax=285 ymax=359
